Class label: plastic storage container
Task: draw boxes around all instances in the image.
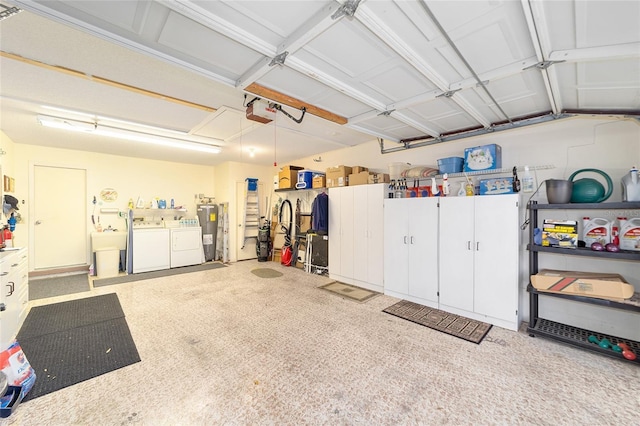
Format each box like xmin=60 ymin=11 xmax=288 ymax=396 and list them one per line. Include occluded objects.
xmin=95 ymin=247 xmax=120 ymax=278
xmin=437 ymin=157 xmax=464 ymax=174
xmin=389 ymin=162 xmax=410 ymax=180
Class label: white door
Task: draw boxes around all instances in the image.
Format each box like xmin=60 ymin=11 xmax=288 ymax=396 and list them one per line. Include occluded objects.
xmin=383 ymin=199 xmax=410 ymax=296
xmin=33 ymin=165 xmax=87 ymax=270
xmin=439 ymin=196 xmax=475 ymax=312
xmin=474 ymin=195 xmax=519 ymax=322
xmin=409 ymin=198 xmax=439 ymax=306
xmin=236 ymin=181 xmax=264 ymax=261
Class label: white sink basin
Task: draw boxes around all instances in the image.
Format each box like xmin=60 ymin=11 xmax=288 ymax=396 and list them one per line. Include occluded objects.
xmin=91 ymin=231 xmax=127 ymax=251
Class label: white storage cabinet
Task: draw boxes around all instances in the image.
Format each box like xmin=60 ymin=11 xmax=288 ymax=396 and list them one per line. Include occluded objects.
xmin=329 ymin=184 xmax=385 ymax=293
xmin=439 ymin=195 xmax=520 ymax=331
xmin=383 ymin=197 xmax=439 ymax=307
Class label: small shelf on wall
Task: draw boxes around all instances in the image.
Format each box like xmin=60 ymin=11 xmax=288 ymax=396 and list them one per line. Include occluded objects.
xmin=431 ymin=164 xmax=554 ymax=179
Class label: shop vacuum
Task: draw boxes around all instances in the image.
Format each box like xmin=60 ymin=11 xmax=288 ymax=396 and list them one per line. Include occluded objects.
xmin=257 ymin=218 xmax=271 ymax=262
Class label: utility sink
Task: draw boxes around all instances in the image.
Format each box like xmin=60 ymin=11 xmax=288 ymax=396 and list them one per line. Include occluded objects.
xmin=91 ymin=231 xmax=127 ymax=251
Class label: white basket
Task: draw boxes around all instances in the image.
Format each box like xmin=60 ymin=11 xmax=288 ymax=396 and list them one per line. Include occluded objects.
xmin=389 ymin=162 xmax=410 ymax=179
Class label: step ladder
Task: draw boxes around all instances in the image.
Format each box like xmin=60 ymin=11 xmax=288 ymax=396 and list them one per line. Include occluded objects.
xmin=242 ymin=178 xmax=260 ymax=249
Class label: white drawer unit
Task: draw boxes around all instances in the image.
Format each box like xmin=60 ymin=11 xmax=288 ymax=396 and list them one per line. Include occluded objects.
xmin=0 ymin=247 xmax=29 ymax=351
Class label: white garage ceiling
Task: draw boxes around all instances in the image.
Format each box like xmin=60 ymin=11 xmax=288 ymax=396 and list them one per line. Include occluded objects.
xmin=1 ymin=0 xmax=638 ymax=166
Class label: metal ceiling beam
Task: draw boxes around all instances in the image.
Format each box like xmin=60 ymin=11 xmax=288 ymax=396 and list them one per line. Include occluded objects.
xmin=389 ymin=57 xmax=541 ymax=112
xmin=236 ymin=1 xmax=346 ymax=89
xmin=449 ymin=57 xmax=540 ymax=92
xmin=521 ymin=0 xmax=562 ymax=114
xmin=381 ymin=112 xmax=573 ymax=154
xmin=355 ymin=3 xmax=494 ymax=129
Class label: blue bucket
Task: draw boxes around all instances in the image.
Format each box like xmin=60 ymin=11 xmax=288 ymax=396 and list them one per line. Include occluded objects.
xmin=437 ymin=157 xmax=464 ymax=174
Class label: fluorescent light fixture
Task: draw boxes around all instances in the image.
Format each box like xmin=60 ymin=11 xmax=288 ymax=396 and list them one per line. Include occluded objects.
xmin=37 ymin=115 xmax=222 ymax=154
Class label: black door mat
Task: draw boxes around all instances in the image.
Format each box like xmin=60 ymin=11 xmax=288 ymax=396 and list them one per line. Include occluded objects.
xmin=18 ymin=293 xmax=124 ymax=340
xmin=16 ymin=293 xmax=140 ymax=400
xmin=383 ymin=300 xmax=492 ymax=344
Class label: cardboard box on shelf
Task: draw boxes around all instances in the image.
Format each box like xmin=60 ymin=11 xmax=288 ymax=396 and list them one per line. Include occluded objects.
xmin=352 ymin=166 xmax=368 ymax=174
xmin=463 ymin=143 xmax=502 ymax=172
xmin=368 ymin=173 xmax=390 ymax=184
xmin=531 ymin=269 xmax=635 ymax=300
xmin=278 ymin=165 xmax=304 ymax=189
xmin=326 ymin=165 xmax=352 ymax=188
xmin=312 ymin=175 xmax=326 ymax=189
xmin=349 ymin=171 xmax=371 ymax=186
xmin=542 ymin=219 xmax=578 ymax=248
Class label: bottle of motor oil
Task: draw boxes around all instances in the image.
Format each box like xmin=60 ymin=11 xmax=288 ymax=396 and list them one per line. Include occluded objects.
xmin=619 ymin=217 xmax=640 ymax=251
xmin=582 ymin=217 xmax=611 ymax=246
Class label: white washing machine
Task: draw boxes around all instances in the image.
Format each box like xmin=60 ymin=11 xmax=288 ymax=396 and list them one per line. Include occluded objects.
xmin=132 ymin=222 xmax=170 ymax=273
xmin=169 ymin=226 xmax=204 ymax=268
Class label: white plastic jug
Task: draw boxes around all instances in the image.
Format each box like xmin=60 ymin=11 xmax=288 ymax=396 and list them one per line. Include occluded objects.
xmin=582 ymin=217 xmax=611 ymax=246
xmin=619 ymin=217 xmax=640 ymax=251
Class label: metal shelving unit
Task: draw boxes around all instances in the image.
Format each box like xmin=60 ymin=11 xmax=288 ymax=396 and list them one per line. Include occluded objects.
xmin=527 ymin=200 xmax=640 ymax=364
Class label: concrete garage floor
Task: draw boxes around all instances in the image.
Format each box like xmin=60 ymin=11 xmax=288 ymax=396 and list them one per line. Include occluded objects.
xmin=5 ymin=260 xmax=639 ymax=425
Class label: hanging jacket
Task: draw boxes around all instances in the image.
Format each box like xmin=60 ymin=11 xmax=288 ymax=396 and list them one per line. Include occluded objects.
xmin=311 ymin=192 xmax=329 ymax=233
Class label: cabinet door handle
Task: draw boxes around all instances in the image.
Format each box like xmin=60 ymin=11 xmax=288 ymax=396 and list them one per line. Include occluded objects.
xmin=410 ymin=236 xmax=414 ymax=244
xmin=467 ymin=241 xmax=471 ymax=250
xmin=6 ymin=281 xmax=14 ymax=296
xmin=0 ymin=272 xmax=7 ymax=276
xmin=476 ymin=242 xmax=480 ymax=251
xmin=403 ymin=236 xmax=407 ymax=244
xmin=0 ymin=302 xmax=5 ymax=311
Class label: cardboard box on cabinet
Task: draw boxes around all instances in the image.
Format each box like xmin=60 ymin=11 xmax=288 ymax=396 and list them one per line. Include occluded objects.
xmin=326 ymin=165 xmax=352 ymax=188
xmin=368 ymin=173 xmax=390 ymax=184
xmin=311 ymin=175 xmax=327 ymax=188
xmin=531 ymin=269 xmax=635 ymax=300
xmin=278 ymin=165 xmax=304 ymax=189
xmin=352 ymin=166 xmax=368 ymax=174
xmin=349 ymin=171 xmax=371 ymax=186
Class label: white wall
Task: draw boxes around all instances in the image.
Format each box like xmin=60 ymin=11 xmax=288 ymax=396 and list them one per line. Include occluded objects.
xmin=291 ymin=117 xmax=640 ymax=338
xmin=10 ymin=141 xmax=215 ymax=268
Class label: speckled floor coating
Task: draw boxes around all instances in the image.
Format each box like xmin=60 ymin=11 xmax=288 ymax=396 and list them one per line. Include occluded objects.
xmin=3 ymin=260 xmax=639 ymax=425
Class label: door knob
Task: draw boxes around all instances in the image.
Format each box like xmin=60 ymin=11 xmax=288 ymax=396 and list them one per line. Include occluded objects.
xmin=35 ymin=220 xmax=42 ymax=225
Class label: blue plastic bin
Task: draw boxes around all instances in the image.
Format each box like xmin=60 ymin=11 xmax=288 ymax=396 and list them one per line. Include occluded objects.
xmin=437 ymin=157 xmax=464 ymax=174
